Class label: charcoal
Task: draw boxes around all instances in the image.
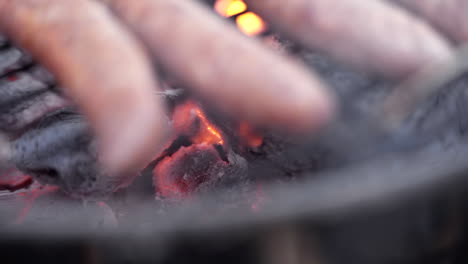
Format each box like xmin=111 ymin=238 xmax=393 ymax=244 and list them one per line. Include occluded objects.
xmin=0 ymin=47 xmax=32 ymax=77
xmin=11 ymin=110 xmax=109 ymax=199
xmin=27 ymin=65 xmax=55 ymax=86
xmin=153 ymin=144 xmax=247 ymax=198
xmin=0 ymin=73 xmax=67 ymax=134
xmin=0 ymin=34 xmax=8 ymax=47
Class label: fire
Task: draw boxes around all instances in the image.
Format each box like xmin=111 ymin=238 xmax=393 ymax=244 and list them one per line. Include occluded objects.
xmin=172 ymin=100 xmax=224 ymax=146
xmin=153 ymin=101 xmax=227 ymax=198
xmin=214 ymin=0 xmax=267 ymax=36
xmin=153 ymin=100 xmax=265 ymax=199
xmin=194 ymin=108 xmax=224 ymax=145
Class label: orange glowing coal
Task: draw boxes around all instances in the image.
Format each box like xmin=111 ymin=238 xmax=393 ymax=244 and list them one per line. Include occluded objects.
xmin=239 ymin=121 xmax=263 ymax=148
xmin=215 ymin=0 xmax=246 ymax=16
xmin=172 ymin=100 xmax=224 ymax=146
xmin=214 ymin=0 xmax=267 ymax=36
xmin=153 ymin=101 xmax=228 ymax=198
xmin=154 ymin=144 xmax=224 ymax=198
xmin=153 ymin=100 xmax=266 ymax=198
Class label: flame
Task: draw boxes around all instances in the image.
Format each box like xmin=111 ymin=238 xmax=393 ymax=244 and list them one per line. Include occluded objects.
xmin=214 ymin=0 xmax=267 ymax=36
xmin=172 ymin=100 xmax=224 ymax=146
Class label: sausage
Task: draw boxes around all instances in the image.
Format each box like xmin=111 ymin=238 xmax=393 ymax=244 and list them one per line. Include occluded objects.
xmin=391 ymin=0 xmax=468 ymax=43
xmin=246 ymin=0 xmax=455 ymax=78
xmin=102 ymin=0 xmax=334 ymax=132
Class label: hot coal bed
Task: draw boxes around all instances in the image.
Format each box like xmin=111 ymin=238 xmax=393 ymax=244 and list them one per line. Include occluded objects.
xmin=3 ymin=2 xmax=468 ymax=264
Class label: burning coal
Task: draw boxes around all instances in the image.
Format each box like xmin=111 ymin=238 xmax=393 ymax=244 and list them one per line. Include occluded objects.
xmin=152 ymin=100 xmax=249 ymax=198
xmin=171 ymin=100 xmax=226 ymax=147
xmin=0 ymin=169 xmax=32 ymax=192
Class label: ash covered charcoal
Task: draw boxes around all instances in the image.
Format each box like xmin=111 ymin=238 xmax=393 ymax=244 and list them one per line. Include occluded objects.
xmin=303 ymin=49 xmax=468 ymax=163
xmin=0 ymin=72 xmax=68 ymax=134
xmin=150 ymin=99 xmax=249 ymax=200
xmin=0 ymin=37 xmax=120 ymax=199
xmin=11 ymin=110 xmax=118 ymax=199
xmin=226 ymin=39 xmax=468 ymax=182
xmin=153 ymin=144 xmax=247 ymax=198
xmin=27 ymin=65 xmax=56 ymax=86
xmin=0 ymin=34 xmax=8 ymax=47
xmin=0 ymin=47 xmax=32 ymax=77
xmin=0 ymin=37 xmax=65 ymax=137
xmin=154 ymin=144 xmax=226 ymax=198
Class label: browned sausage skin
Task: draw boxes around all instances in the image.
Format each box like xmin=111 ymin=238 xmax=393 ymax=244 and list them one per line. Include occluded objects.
xmin=245 ymin=0 xmax=454 ymax=78
xmin=102 ymin=0 xmax=334 ymax=132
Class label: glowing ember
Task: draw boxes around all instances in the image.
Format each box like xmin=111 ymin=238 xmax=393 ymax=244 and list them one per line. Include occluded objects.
xmin=214 ymin=0 xmax=267 ymax=36
xmin=239 ymin=121 xmax=263 ymax=148
xmin=172 ymin=100 xmax=225 ymax=146
xmin=236 ymin=12 xmax=266 ymax=36
xmin=215 ymin=0 xmax=247 ymax=17
xmin=195 ymin=108 xmax=224 ymax=145
xmin=153 ymin=100 xmax=229 ymax=198
xmin=154 ymin=144 xmax=226 ymax=198
xmin=0 ymin=169 xmax=32 ymax=192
